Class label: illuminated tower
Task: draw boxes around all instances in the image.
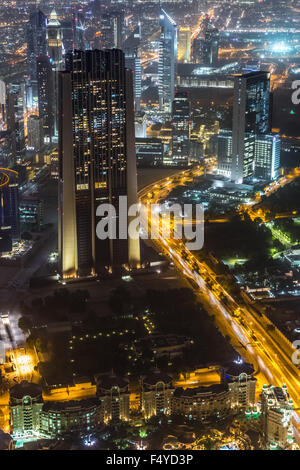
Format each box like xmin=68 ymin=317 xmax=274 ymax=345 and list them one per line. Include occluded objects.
xmin=58 ymin=49 xmax=140 ymax=279
xmin=172 ymin=91 xmax=190 ymax=166
xmin=158 ymin=9 xmax=177 ymax=114
xmin=231 ymin=71 xmax=271 ymax=184
xmin=47 ymin=9 xmax=64 ymax=71
xmin=47 ymin=9 xmax=64 ymax=139
xmin=37 ymin=55 xmax=54 ymax=143
xmin=178 ymin=27 xmax=191 ymax=63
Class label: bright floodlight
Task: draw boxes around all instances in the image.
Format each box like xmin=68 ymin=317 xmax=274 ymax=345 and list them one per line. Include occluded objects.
xmin=271 ymin=42 xmax=291 ymax=53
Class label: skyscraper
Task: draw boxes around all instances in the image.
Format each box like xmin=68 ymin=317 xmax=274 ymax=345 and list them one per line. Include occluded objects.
xmin=202 ymin=26 xmax=219 ymax=66
xmin=254 ymin=134 xmax=280 ymax=181
xmin=6 ymin=84 xmax=26 ymax=164
xmin=58 ymin=49 xmax=140 ymax=279
xmin=177 ymin=27 xmax=192 ymax=63
xmin=172 ymin=91 xmax=190 ymax=166
xmin=191 ymin=20 xmax=218 ymax=66
xmin=101 ymin=10 xmax=125 ymax=49
xmin=26 ymin=10 xmax=47 ymax=81
xmin=158 ymin=9 xmax=177 ymax=114
xmin=37 ymin=55 xmax=54 ymax=143
xmin=217 ymin=130 xmax=232 ymax=178
xmin=231 ymin=71 xmax=271 ymax=184
xmin=47 ymin=9 xmax=64 ymax=139
xmin=47 ymin=10 xmax=64 ymax=72
xmin=0 ymin=168 xmax=20 ymax=254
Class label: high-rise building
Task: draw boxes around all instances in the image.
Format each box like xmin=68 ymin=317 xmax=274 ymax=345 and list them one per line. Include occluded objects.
xmin=136 ymin=137 xmax=163 ymax=167
xmin=191 ymin=21 xmax=218 ymax=66
xmin=58 ymin=49 xmax=140 ymax=279
xmin=47 ymin=10 xmax=64 ymax=72
xmin=26 ymin=10 xmax=47 ymax=81
xmin=101 ymin=10 xmax=125 ymax=49
xmin=217 ymin=130 xmax=232 ymax=178
xmin=172 ymin=91 xmax=190 ymax=166
xmin=20 ymin=197 xmax=44 ymax=233
xmin=178 ymin=27 xmax=192 ymax=63
xmin=37 ymin=55 xmax=54 ymax=143
xmin=47 ymin=9 xmax=64 ymax=139
xmin=261 ymin=384 xmax=294 ymax=449
xmin=231 ymin=71 xmax=271 ymax=184
xmin=61 ymin=14 xmax=86 ymax=55
xmin=202 ymin=26 xmax=219 ymax=66
xmin=125 ymin=49 xmax=142 ymax=112
xmin=254 ymin=134 xmax=280 ymax=181
xmin=158 ymin=9 xmax=177 ymax=114
xmin=27 ymin=115 xmax=43 ymax=151
xmin=0 ymin=168 xmax=20 ymax=254
xmin=6 ymin=84 xmax=26 ymax=165
xmin=10 ymin=381 xmax=43 ymax=438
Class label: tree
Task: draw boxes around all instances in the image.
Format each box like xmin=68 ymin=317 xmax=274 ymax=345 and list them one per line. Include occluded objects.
xmin=18 ymin=316 xmax=32 ymax=333
xmin=109 ymin=286 xmax=133 ymax=316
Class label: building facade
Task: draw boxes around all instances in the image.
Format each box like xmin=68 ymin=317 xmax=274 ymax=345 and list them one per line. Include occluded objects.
xmin=58 ymin=49 xmax=140 ymax=279
xmin=254 ymin=134 xmax=280 ymax=181
xmin=141 ymin=371 xmax=174 ymax=419
xmin=172 ymin=384 xmax=232 ymax=421
xmin=0 ymin=168 xmax=20 ymax=254
xmin=10 ymin=381 xmax=43 ymax=438
xmin=96 ymin=374 xmax=130 ymax=424
xmin=158 ymin=10 xmax=177 ymax=114
xmin=40 ymin=399 xmax=101 ymax=438
xmin=172 ymin=91 xmax=190 ymax=166
xmin=261 ymin=384 xmax=294 ymax=449
xmin=231 ymin=71 xmax=271 ymax=184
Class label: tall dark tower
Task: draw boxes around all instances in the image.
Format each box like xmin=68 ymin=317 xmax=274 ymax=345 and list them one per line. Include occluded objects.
xmin=0 ymin=168 xmax=20 ymax=254
xmin=58 ymin=49 xmax=140 ymax=279
xmin=27 ymin=10 xmax=47 ymax=81
xmin=37 ymin=55 xmax=54 ymax=143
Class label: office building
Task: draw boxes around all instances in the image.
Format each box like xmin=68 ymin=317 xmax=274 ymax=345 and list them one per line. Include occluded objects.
xmin=96 ymin=374 xmax=130 ymax=424
xmin=254 ymin=134 xmax=280 ymax=181
xmin=26 ymin=10 xmax=47 ymax=81
xmin=178 ymin=27 xmax=192 ymax=63
xmin=140 ymin=371 xmax=174 ymax=419
xmin=6 ymin=84 xmax=26 ymax=164
xmin=202 ymin=26 xmax=219 ymax=66
xmin=217 ymin=130 xmax=232 ymax=178
xmin=47 ymin=9 xmax=64 ymax=138
xmin=37 ymin=55 xmax=54 ymax=143
xmin=27 ymin=115 xmax=43 ymax=151
xmin=20 ymin=197 xmax=44 ymax=233
xmin=136 ymin=137 xmax=163 ymax=167
xmin=58 ymin=49 xmax=140 ymax=279
xmin=231 ymin=71 xmax=271 ymax=184
xmin=261 ymin=384 xmax=294 ymax=449
xmin=101 ymin=10 xmax=125 ymax=49
xmin=0 ymin=168 xmax=20 ymax=254
xmin=158 ymin=9 xmax=177 ymax=114
xmin=125 ymin=50 xmax=142 ymax=112
xmin=10 ymin=381 xmax=43 ymax=438
xmin=172 ymin=91 xmax=190 ymax=166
